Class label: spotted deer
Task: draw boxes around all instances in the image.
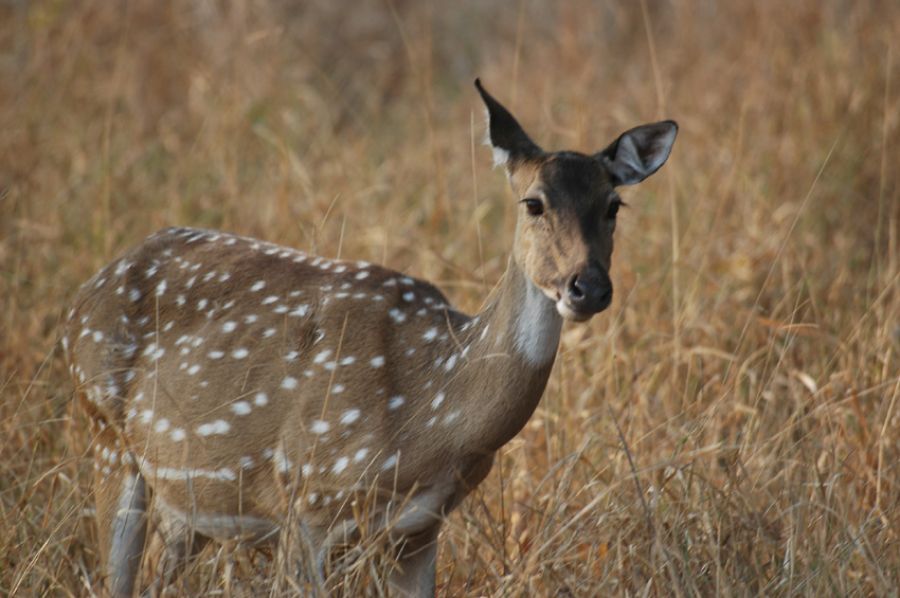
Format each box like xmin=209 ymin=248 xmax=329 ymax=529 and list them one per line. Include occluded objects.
xmin=63 ymin=79 xmax=676 ymax=596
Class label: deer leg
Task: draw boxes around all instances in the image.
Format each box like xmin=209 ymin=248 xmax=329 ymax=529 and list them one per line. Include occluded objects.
xmin=140 ymin=497 xmax=209 ymax=597
xmin=94 ymin=462 xmax=147 ymax=598
xmin=274 ymin=516 xmax=332 ymax=594
xmin=388 ymin=525 xmax=440 ymax=598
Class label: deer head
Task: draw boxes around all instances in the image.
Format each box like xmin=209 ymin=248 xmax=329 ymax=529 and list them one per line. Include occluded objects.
xmin=475 ymin=79 xmax=677 ymax=322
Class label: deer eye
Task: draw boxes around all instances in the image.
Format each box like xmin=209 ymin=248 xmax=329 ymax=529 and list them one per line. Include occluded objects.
xmin=606 ymin=199 xmax=622 ymax=220
xmin=521 ymin=198 xmax=545 ymax=217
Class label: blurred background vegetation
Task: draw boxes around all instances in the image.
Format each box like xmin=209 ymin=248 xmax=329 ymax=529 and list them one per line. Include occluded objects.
xmin=1 ymin=0 xmax=898 ymax=595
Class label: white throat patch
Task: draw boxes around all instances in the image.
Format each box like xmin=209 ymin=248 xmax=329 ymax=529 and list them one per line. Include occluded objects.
xmin=515 ymin=279 xmax=562 ymax=366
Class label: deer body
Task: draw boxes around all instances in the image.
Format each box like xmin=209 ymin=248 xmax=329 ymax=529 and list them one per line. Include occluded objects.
xmin=64 ymin=80 xmax=676 ymax=596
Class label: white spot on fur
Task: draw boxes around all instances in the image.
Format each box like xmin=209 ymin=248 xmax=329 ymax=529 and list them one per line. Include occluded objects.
xmin=114 ymin=260 xmax=131 ymax=276
xmin=274 ymin=448 xmax=292 ymax=473
xmin=289 ymin=305 xmax=309 ymax=317
xmin=332 ymin=457 xmax=349 ymax=474
xmin=231 ymin=401 xmax=252 ymax=415
xmin=197 ymin=420 xmax=231 ymax=436
xmin=381 ymin=451 xmax=399 ymax=471
xmin=444 ymin=354 xmax=457 ymax=370
xmin=340 ymin=409 xmax=360 ymax=425
xmin=150 ymin=465 xmax=236 ymax=482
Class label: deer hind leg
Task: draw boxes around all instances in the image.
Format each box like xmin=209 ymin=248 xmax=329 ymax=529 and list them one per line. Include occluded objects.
xmin=272 ymin=514 xmax=331 ymax=594
xmin=388 ymin=524 xmax=440 ymax=598
xmin=93 ymin=453 xmax=147 ymax=598
xmin=139 ymin=496 xmax=209 ymax=597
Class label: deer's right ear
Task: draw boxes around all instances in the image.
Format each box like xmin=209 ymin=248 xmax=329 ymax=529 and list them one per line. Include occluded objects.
xmin=475 ymin=79 xmax=542 ymax=170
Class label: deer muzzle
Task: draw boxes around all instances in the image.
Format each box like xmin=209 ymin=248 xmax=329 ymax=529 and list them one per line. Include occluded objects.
xmin=557 ymin=264 xmax=612 ymax=321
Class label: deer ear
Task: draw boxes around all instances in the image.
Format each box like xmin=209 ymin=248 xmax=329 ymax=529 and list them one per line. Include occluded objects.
xmin=475 ymin=78 xmax=542 ymax=170
xmin=597 ymin=120 xmax=678 ymax=186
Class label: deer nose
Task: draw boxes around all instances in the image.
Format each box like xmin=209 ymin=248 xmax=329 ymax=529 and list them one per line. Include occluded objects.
xmin=565 ymin=266 xmax=612 ymax=314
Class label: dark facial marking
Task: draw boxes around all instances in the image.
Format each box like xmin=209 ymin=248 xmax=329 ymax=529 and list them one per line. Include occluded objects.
xmin=538 ymin=153 xmax=609 ymax=214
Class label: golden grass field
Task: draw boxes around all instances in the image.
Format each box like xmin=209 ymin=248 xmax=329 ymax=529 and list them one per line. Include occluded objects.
xmin=2 ymin=0 xmax=899 ymax=595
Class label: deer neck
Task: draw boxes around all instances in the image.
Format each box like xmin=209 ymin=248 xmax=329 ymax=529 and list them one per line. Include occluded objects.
xmin=486 ymin=256 xmax=563 ymax=366
xmin=446 ymin=257 xmax=562 ymax=454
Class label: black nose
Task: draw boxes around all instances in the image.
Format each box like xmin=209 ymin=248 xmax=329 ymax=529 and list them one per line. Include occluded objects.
xmin=566 ymin=266 xmax=612 ymax=314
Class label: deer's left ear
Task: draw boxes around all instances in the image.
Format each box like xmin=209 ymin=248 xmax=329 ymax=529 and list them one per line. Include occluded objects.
xmin=475 ymin=78 xmax=543 ymax=170
xmin=597 ymin=120 xmax=678 ymax=186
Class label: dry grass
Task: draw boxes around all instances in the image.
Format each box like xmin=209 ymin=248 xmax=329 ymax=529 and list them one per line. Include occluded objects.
xmin=2 ymin=0 xmax=899 ymax=595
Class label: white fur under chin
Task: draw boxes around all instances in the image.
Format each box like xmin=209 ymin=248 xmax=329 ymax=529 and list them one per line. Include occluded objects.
xmin=515 ymin=280 xmax=563 ymax=366
xmin=555 ymin=299 xmax=591 ymax=322
xmin=556 ymin=300 xmax=576 ymax=319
